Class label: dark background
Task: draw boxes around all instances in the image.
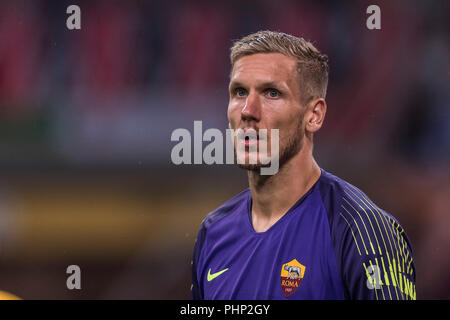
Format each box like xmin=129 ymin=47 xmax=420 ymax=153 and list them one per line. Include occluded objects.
xmin=0 ymin=0 xmax=448 ymax=299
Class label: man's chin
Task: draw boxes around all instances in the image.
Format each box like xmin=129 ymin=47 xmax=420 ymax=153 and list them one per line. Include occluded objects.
xmin=236 ymin=162 xmax=273 ymax=172
xmin=235 ymin=152 xmax=274 ymax=172
xmin=237 ymin=163 xmax=261 ymax=172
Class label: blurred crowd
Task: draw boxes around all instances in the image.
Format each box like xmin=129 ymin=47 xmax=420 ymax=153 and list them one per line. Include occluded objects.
xmin=0 ymin=0 xmax=448 ymax=299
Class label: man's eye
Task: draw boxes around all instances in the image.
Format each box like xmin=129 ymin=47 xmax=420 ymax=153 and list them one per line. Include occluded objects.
xmin=235 ymin=88 xmax=247 ymax=97
xmin=266 ymin=89 xmax=280 ymax=98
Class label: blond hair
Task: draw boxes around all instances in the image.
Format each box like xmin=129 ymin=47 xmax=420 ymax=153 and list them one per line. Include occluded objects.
xmin=230 ymin=30 xmax=329 ymax=104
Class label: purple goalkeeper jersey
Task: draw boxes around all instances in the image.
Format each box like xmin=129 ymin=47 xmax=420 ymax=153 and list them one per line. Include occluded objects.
xmin=191 ymin=169 xmax=416 ymax=300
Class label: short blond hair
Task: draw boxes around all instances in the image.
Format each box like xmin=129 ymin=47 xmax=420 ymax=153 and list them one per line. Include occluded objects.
xmin=230 ymin=30 xmax=329 ymax=104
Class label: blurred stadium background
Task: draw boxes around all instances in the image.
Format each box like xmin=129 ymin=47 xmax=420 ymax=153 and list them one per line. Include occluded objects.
xmin=0 ymin=0 xmax=448 ymax=299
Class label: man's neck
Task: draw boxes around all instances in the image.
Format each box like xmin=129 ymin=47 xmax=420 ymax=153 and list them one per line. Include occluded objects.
xmin=247 ymin=145 xmax=321 ymax=233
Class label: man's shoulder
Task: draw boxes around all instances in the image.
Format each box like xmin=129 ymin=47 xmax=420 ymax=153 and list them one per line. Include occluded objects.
xmin=317 ymin=168 xmax=367 ymax=200
xmin=317 ymin=169 xmax=398 ymax=228
xmin=200 ymin=188 xmax=250 ymax=230
xmin=318 ymin=169 xmax=416 ymax=299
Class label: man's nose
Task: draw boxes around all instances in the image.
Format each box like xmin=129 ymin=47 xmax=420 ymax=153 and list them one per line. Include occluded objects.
xmin=241 ymin=92 xmax=261 ymax=122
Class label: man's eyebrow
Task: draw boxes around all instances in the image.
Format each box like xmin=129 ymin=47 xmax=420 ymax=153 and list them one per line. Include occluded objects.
xmin=257 ymin=81 xmax=287 ymax=91
xmin=228 ymin=81 xmax=244 ymax=92
xmin=228 ymin=80 xmax=287 ymax=92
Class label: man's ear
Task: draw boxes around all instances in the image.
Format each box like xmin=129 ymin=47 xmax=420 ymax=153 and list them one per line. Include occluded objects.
xmin=305 ymin=98 xmax=327 ymax=134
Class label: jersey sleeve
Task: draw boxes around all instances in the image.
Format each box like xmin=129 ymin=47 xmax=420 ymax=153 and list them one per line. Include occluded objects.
xmin=336 ymin=186 xmax=416 ymax=300
xmin=191 ymin=224 xmax=206 ymax=300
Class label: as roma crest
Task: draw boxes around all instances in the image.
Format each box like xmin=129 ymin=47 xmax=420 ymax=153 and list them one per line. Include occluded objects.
xmin=280 ymin=259 xmax=306 ymax=297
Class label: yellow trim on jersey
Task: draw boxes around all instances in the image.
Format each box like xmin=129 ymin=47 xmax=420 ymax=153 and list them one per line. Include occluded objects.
xmin=343 ymin=197 xmax=376 ymax=255
xmin=339 ymin=213 xmax=362 ymax=256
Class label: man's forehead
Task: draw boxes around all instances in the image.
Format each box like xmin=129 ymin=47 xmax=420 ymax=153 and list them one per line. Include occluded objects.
xmin=230 ymin=53 xmax=297 ymax=83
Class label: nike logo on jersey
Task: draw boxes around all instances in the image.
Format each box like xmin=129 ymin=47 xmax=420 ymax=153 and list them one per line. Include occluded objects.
xmin=207 ymin=268 xmax=229 ymax=282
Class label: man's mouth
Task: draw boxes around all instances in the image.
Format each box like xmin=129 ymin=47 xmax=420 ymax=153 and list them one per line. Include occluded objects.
xmin=235 ymin=128 xmax=268 ymax=148
xmin=244 ymin=135 xmax=259 ymax=147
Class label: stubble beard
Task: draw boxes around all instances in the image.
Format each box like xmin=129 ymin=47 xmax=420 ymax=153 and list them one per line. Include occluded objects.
xmin=235 ymin=118 xmax=304 ymax=173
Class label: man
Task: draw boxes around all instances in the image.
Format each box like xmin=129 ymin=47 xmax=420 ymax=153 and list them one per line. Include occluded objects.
xmin=191 ymin=31 xmax=416 ymax=300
